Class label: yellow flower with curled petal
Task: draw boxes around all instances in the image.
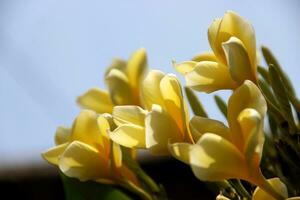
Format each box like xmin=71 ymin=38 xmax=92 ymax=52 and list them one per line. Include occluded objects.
xmin=77 ymin=48 xmax=147 ymax=113
xmin=169 ymin=81 xmax=285 ymax=199
xmin=42 ymin=110 xmax=139 ymax=185
xmin=175 ymin=11 xmax=257 ymax=93
xmin=109 ymin=70 xmax=194 ymax=155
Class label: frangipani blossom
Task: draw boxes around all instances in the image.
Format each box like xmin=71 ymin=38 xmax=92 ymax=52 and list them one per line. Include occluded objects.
xmin=175 ymin=11 xmax=257 ymax=93
xmin=42 ymin=110 xmax=139 ymax=185
xmin=169 ymin=81 xmax=284 ymax=199
xmin=77 ymin=48 xmax=148 ymax=113
xmin=109 ymin=70 xmax=194 ymax=155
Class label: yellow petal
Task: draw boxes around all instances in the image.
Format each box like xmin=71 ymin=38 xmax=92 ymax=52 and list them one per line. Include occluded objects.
xmin=113 ymin=106 xmax=147 ymax=126
xmin=126 ymin=48 xmax=147 ymax=89
xmin=112 ymin=142 xmax=122 ymax=169
xmin=228 ymin=80 xmax=267 ymax=150
xmin=222 ymin=37 xmax=255 ymax=83
xmin=168 ymin=142 xmax=192 ymax=164
xmin=191 ymin=52 xmax=218 ymax=62
xmin=77 ymin=88 xmax=113 ymax=114
xmin=145 ymin=104 xmax=182 ymax=155
xmin=97 ymin=114 xmax=111 ymax=158
xmin=252 ymin=178 xmax=288 ymax=200
xmin=59 ymin=141 xmax=110 ymax=181
xmin=160 ymin=74 xmax=188 ymax=136
xmin=189 ymin=116 xmax=230 ymax=142
xmin=141 ymin=70 xmax=166 ymax=110
xmin=105 ymin=69 xmax=133 ymax=105
xmin=189 ymin=133 xmax=247 ymax=181
xmin=220 ymin=11 xmax=257 ymax=73
xmin=173 ymin=61 xmax=198 ymax=75
xmin=105 ymin=58 xmax=127 ymax=76
xmin=71 ymin=110 xmax=103 ymax=148
xmin=109 ymin=124 xmax=146 ymax=148
xmin=238 ymin=109 xmax=264 ymax=170
xmin=185 ymin=61 xmax=237 ymax=93
xmin=208 ymin=18 xmax=225 ymax=63
xmin=42 ymin=143 xmax=68 ymax=165
xmin=55 ymin=126 xmax=71 ymax=145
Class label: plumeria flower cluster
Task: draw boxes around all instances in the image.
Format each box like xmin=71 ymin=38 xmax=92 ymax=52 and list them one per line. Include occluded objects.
xmin=43 ymin=11 xmax=300 ymax=200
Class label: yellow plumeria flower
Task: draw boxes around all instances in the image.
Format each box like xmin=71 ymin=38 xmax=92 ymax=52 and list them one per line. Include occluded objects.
xmin=77 ymin=48 xmax=148 ymax=113
xmin=109 ymin=70 xmax=194 ymax=155
xmin=175 ymin=11 xmax=257 ymax=93
xmin=169 ymin=81 xmax=285 ymax=199
xmin=42 ymin=110 xmax=139 ymax=185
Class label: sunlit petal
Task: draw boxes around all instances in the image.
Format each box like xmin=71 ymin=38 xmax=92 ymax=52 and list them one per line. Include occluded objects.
xmin=145 ymin=104 xmax=182 ymax=155
xmin=105 ymin=69 xmax=133 ymax=105
xmin=70 ymin=110 xmax=103 ymax=147
xmin=228 ymin=80 xmax=267 ymax=150
xmin=113 ymin=106 xmax=147 ymax=126
xmin=190 ymin=133 xmax=247 ymax=181
xmin=77 ymin=88 xmax=113 ymax=114
xmin=222 ymin=37 xmax=255 ymax=83
xmin=189 ymin=116 xmax=230 ymax=142
xmin=168 ymin=142 xmax=192 ymax=164
xmin=238 ymin=109 xmax=264 ymax=169
xmin=126 ymin=48 xmax=148 ymax=90
xmin=59 ymin=141 xmax=110 ymax=181
xmin=160 ymin=74 xmax=187 ymax=135
xmin=109 ymin=124 xmax=146 ymax=148
xmin=192 ymin=52 xmax=218 ymax=62
xmin=220 ymin=11 xmax=256 ymax=72
xmin=173 ymin=61 xmax=198 ymax=75
xmin=185 ymin=61 xmax=237 ymax=93
xmin=42 ymin=143 xmax=68 ymax=165
xmin=141 ymin=70 xmax=166 ymax=110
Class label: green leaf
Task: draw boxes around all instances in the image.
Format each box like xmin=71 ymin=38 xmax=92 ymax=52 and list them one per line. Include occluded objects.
xmin=262 ymin=46 xmax=300 ymax=114
xmin=258 ymin=79 xmax=278 ymax=107
xmin=268 ymin=65 xmax=297 ymax=134
xmin=184 ymin=87 xmax=208 ymax=117
xmin=60 ymin=173 xmax=133 ymax=200
xmin=213 ymin=95 xmax=227 ymax=118
xmin=257 ymin=65 xmax=270 ymax=83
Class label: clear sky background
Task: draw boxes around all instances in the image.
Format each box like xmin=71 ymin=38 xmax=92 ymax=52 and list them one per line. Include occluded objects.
xmin=0 ymin=0 xmax=299 ymax=165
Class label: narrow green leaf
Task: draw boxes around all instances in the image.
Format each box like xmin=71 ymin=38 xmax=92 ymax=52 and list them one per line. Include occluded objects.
xmin=262 ymin=46 xmax=300 ymax=113
xmin=257 ymin=65 xmax=270 ymax=83
xmin=213 ymin=95 xmax=227 ymax=118
xmin=258 ymin=79 xmax=278 ymax=106
xmin=268 ymin=65 xmax=297 ymax=134
xmin=184 ymin=87 xmax=208 ymax=117
xmin=60 ymin=173 xmax=132 ymax=200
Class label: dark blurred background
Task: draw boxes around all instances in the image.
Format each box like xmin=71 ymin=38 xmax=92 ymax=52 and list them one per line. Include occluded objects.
xmin=0 ymin=0 xmax=299 ymax=199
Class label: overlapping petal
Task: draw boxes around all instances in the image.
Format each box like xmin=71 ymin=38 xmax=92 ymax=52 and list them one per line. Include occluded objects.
xmin=227 ymin=80 xmax=267 ymax=149
xmin=105 ymin=69 xmax=134 ymax=105
xmin=77 ymin=88 xmax=113 ymax=113
xmin=252 ymin=178 xmax=288 ymax=200
xmin=109 ymin=124 xmax=146 ymax=148
xmin=189 ymin=133 xmax=247 ymax=181
xmin=145 ymin=104 xmax=182 ymax=155
xmin=59 ymin=141 xmax=110 ymax=182
xmin=185 ymin=61 xmax=237 ymax=93
xmin=141 ymin=70 xmax=166 ymax=110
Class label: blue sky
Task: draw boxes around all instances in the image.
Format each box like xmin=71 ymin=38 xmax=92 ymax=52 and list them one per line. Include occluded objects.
xmin=0 ymin=0 xmax=299 ymax=164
